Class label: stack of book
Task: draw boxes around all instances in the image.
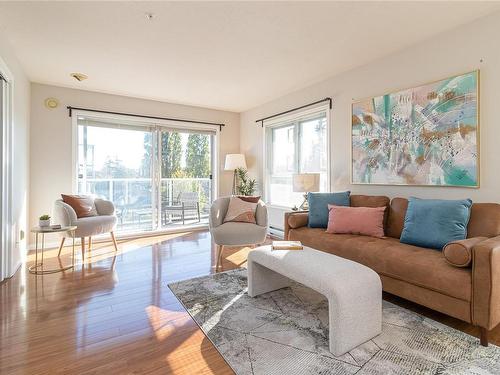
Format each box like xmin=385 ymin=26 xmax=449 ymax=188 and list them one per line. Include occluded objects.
xmin=271 ymin=241 xmax=303 ymax=251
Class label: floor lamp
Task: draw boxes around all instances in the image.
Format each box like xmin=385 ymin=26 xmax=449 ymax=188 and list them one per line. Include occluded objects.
xmin=224 ymin=154 xmax=247 ymax=195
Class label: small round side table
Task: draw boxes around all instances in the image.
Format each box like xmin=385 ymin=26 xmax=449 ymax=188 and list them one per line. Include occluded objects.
xmin=29 ymin=226 xmax=77 ymax=275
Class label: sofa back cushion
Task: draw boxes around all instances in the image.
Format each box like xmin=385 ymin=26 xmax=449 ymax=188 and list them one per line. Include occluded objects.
xmin=468 ymin=203 xmax=500 ymax=238
xmin=388 ymin=198 xmax=500 ymax=239
xmin=387 ymin=198 xmax=409 ymax=239
xmin=400 ymin=197 xmax=472 ymax=249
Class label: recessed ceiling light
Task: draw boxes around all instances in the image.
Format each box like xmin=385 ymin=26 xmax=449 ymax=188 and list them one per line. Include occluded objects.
xmin=70 ymin=72 xmax=88 ymax=82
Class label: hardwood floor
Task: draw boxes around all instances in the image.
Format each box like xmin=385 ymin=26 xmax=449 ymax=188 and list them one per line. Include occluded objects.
xmin=1 ymin=230 xmax=499 ymax=374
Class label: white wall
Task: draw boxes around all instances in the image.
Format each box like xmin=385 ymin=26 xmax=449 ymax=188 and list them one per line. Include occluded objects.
xmin=241 ymin=11 xmax=500 ymax=229
xmin=0 ymin=34 xmax=30 ymax=279
xmin=30 ymin=83 xmax=239 ymax=245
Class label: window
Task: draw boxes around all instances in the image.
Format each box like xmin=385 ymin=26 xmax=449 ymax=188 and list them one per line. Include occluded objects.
xmin=265 ymin=108 xmax=329 ymax=207
xmin=76 ymin=113 xmax=215 ymax=233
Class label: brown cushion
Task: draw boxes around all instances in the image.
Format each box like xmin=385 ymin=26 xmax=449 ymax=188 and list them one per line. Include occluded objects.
xmin=443 ymin=237 xmax=487 ymax=267
xmin=350 ymin=194 xmax=390 ymax=208
xmin=288 ymin=212 xmax=308 ymax=229
xmin=288 ymin=227 xmax=472 ymax=301
xmin=61 ymin=194 xmax=97 ymax=218
xmin=386 ymin=197 xmax=409 ymax=239
xmin=467 ymin=203 xmax=500 ymax=238
xmin=236 ymin=195 xmax=261 ymax=203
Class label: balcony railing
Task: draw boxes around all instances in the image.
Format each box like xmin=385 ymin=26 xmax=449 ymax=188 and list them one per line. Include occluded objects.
xmin=79 ymin=177 xmax=211 ymax=231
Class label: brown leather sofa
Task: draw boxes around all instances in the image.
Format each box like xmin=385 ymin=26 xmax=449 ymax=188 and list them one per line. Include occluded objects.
xmin=284 ymin=194 xmax=500 ymax=346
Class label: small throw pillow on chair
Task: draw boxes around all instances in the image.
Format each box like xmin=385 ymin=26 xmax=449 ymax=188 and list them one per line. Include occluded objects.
xmin=61 ymin=194 xmax=98 ymax=218
xmin=223 ymin=196 xmax=259 ymax=224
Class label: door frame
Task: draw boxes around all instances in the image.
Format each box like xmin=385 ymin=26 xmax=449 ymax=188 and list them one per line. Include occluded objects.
xmin=0 ymin=57 xmax=14 ymax=282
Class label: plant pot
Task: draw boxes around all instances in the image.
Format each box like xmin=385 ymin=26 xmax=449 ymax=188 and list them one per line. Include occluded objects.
xmin=39 ymin=219 xmax=50 ymax=227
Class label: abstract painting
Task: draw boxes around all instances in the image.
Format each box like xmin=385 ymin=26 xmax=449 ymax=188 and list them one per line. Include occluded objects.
xmin=352 ymin=71 xmax=479 ymax=187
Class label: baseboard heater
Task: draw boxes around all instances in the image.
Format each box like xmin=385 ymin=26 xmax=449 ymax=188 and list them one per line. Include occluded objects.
xmin=268 ymin=226 xmax=284 ymax=239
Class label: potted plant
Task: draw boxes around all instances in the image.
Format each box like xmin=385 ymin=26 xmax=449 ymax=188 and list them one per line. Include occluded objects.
xmin=236 ymin=168 xmax=257 ymax=196
xmin=39 ymin=214 xmax=51 ymax=227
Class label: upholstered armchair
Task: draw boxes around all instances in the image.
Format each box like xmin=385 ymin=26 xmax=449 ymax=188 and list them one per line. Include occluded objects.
xmin=209 ymin=197 xmax=268 ymax=271
xmin=54 ymin=198 xmax=118 ymax=260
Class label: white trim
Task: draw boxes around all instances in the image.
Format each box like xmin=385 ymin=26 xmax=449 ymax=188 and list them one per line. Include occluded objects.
xmin=262 ymin=103 xmax=331 ymax=206
xmin=0 ymin=56 xmax=15 ymax=282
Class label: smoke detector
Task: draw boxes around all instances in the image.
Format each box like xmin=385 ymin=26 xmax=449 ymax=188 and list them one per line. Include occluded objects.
xmin=70 ymin=72 xmax=88 ymax=82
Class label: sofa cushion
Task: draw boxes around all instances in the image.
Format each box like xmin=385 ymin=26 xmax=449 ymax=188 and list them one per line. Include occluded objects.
xmin=468 ymin=203 xmax=500 ymax=238
xmin=388 ymin=198 xmax=500 ymax=240
xmin=326 ymin=205 xmax=385 ymax=238
xmin=387 ymin=197 xmax=408 ymax=239
xmin=350 ymin=195 xmax=390 ymax=209
xmin=288 ymin=227 xmax=471 ymax=301
xmin=443 ymin=237 xmax=487 ymax=267
xmin=307 ymin=191 xmax=350 ymax=228
xmin=400 ymin=197 xmax=472 ymax=249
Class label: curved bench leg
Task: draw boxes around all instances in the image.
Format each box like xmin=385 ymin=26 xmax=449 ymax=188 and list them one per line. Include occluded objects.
xmin=327 ymin=280 xmax=382 ymax=356
xmin=247 ymin=260 xmax=291 ymax=297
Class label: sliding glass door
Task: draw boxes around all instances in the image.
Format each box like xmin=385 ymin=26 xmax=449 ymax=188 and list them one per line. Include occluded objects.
xmin=76 ymin=115 xmax=215 ymax=233
xmin=159 ymin=130 xmax=212 ymax=227
xmin=77 ymin=120 xmax=155 ymax=231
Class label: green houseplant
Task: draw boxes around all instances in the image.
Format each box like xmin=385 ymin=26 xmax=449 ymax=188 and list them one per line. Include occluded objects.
xmin=39 ymin=214 xmax=51 ymax=227
xmin=235 ymin=168 xmax=257 ymax=196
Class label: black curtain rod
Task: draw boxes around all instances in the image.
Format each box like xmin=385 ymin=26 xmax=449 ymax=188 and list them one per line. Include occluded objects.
xmin=255 ymin=97 xmax=332 ymax=126
xmin=67 ymin=106 xmax=226 ymax=131
xmin=0 ymin=74 xmax=6 ymax=82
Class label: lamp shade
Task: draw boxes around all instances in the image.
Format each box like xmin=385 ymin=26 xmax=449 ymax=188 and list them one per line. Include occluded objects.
xmin=292 ymin=173 xmax=320 ymax=192
xmin=224 ymin=154 xmax=247 ymax=170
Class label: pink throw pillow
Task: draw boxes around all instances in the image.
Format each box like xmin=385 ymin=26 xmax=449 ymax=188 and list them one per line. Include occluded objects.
xmin=326 ymin=205 xmax=386 ymax=238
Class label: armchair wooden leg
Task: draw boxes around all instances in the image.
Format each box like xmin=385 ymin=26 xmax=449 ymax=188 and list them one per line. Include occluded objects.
xmin=480 ymin=327 xmax=489 ymax=347
xmin=57 ymin=237 xmax=66 ymax=257
xmin=110 ymin=231 xmax=118 ymax=252
xmin=88 ymin=237 xmax=92 ymax=256
xmin=81 ymin=237 xmax=85 ymax=262
xmin=216 ymin=245 xmax=224 ymax=272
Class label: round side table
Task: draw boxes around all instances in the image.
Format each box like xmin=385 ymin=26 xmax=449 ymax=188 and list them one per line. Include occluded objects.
xmin=29 ymin=226 xmax=77 ymax=275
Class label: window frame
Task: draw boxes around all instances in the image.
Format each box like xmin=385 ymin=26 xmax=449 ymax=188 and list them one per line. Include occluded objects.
xmin=262 ymin=104 xmax=331 ymax=209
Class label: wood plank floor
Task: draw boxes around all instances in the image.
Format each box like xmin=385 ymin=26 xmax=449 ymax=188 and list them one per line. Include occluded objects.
xmin=1 ymin=230 xmax=499 ymax=374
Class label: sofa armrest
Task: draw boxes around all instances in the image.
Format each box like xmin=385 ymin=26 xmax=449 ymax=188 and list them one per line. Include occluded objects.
xmin=472 ymin=235 xmax=500 ymax=330
xmin=94 ymin=198 xmax=115 ymax=216
xmin=284 ymin=212 xmax=308 ymax=240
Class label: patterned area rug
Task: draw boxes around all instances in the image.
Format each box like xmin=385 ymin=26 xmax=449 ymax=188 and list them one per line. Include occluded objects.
xmin=168 ymin=269 xmax=500 ymax=374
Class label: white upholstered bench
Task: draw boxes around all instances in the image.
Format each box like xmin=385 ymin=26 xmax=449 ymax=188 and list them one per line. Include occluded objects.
xmin=247 ymin=245 xmax=382 ymax=356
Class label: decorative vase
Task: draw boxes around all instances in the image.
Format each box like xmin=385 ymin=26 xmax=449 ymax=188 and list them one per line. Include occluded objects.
xmin=39 ymin=219 xmax=50 ymax=227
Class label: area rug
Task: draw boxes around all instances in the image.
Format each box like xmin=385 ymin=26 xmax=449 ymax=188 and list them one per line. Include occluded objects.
xmin=168 ymin=269 xmax=500 ymax=374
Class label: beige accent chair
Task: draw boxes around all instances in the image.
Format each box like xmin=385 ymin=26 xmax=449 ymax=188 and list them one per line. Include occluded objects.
xmin=209 ymin=196 xmax=268 ymax=271
xmin=54 ymin=198 xmax=119 ymax=260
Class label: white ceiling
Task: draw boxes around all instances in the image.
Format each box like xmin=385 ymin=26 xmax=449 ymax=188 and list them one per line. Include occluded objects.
xmin=0 ymin=1 xmax=499 ymax=112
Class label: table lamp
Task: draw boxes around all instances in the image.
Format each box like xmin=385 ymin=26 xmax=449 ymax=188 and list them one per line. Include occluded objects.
xmin=225 ymin=154 xmax=247 ymax=195
xmin=292 ymin=173 xmax=320 ymax=210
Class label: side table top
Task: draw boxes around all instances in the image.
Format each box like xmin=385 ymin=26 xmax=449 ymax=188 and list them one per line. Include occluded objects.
xmin=31 ymin=225 xmax=77 ymax=233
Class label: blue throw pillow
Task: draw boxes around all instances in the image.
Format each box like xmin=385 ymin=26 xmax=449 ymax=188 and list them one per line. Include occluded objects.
xmin=400 ymin=197 xmax=472 ymax=249
xmin=308 ymin=191 xmax=350 ymax=228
